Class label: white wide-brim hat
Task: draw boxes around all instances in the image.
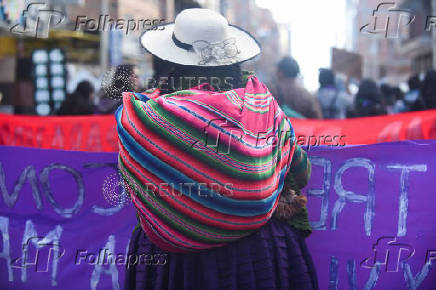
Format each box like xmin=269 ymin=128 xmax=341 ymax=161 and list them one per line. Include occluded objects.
xmin=140 ymin=8 xmax=261 ymax=66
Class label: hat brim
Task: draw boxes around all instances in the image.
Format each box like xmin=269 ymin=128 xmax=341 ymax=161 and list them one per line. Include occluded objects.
xmin=140 ymin=22 xmax=261 ymax=66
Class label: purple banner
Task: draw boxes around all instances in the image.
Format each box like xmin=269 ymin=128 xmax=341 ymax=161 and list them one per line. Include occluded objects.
xmin=0 ymin=142 xmax=435 ymax=289
xmin=0 ymin=147 xmax=137 ymax=290
xmin=304 ymin=141 xmax=436 ymax=290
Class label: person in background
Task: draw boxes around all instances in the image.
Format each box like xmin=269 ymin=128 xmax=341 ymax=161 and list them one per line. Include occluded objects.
xmin=411 ymin=70 xmax=436 ymax=111
xmin=391 ymin=87 xmax=407 ymax=114
xmin=317 ymin=68 xmax=352 ymax=119
xmin=95 ymin=64 xmax=140 ymax=114
xmin=270 ymin=57 xmax=322 ymax=119
xmin=56 ymin=81 xmax=94 ymax=116
xmin=354 ymin=79 xmax=386 ymax=117
xmin=421 ymin=70 xmax=436 ymax=109
xmin=380 ymin=84 xmax=395 ymax=114
xmin=404 ymin=75 xmax=421 ymax=110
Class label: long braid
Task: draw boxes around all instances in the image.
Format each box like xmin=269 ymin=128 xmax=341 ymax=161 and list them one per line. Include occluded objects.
xmin=273 ymin=172 xmax=312 ymax=237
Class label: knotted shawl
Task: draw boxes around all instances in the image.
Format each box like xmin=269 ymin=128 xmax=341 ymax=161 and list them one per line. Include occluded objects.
xmin=116 ymin=75 xmax=299 ymax=252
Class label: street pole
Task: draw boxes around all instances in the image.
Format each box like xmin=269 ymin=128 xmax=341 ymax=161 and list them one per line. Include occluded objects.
xmin=166 ymin=0 xmax=175 ymax=20
xmin=100 ymin=0 xmax=109 ymax=73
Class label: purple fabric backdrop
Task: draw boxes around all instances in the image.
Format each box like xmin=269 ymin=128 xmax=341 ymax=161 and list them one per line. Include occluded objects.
xmin=303 ymin=141 xmax=436 ymax=290
xmin=0 ymin=142 xmax=435 ymax=289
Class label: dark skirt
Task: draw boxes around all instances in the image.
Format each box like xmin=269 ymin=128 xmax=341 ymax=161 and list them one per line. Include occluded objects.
xmin=124 ymin=218 xmax=318 ymax=290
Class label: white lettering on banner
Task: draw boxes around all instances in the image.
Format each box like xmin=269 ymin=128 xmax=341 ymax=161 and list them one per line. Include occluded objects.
xmin=377 ymin=121 xmax=402 ymax=143
xmin=364 ymin=262 xmax=382 ymax=290
xmin=0 ymin=217 xmax=130 ymax=288
xmin=307 ymin=157 xmax=332 ymax=230
xmin=331 ymin=158 xmax=376 ymax=236
xmin=90 ymin=235 xmax=119 ymax=290
xmin=328 ymin=256 xmax=435 ymax=289
xmin=306 ymin=157 xmax=433 ymax=289
xmin=0 ymin=155 xmax=434 ymax=288
xmin=87 ymin=124 xmax=103 ymax=152
xmin=39 ymin=164 xmax=85 ymax=218
xmin=347 ymin=260 xmax=357 ymax=290
xmin=377 ymin=118 xmax=430 ymax=143
xmin=402 ymin=260 xmax=434 ymax=290
xmin=19 ymin=220 xmax=64 ymax=286
xmin=329 ymin=256 xmax=339 ymax=289
xmin=0 ymin=217 xmax=12 ymax=282
xmin=70 ymin=123 xmax=83 ymax=150
xmin=329 ymin=257 xmax=381 ymax=290
xmin=51 ymin=126 xmax=64 ymax=149
xmin=406 ymin=117 xmax=425 ymax=140
xmin=0 ymin=162 xmax=42 ymax=209
xmin=0 ymin=161 xmax=128 ymax=218
xmin=386 ymin=165 xmax=427 ymax=237
xmin=307 ymin=157 xmax=429 ymax=237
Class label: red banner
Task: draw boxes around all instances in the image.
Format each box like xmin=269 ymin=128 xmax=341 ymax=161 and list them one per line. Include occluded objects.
xmin=291 ymin=110 xmax=436 ymax=146
xmin=0 ymin=114 xmax=118 ymax=152
xmin=1 ymin=110 xmax=435 ymax=151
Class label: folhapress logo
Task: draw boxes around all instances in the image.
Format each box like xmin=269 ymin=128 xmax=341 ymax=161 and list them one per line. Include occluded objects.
xmin=360 ymin=1 xmax=436 ymax=39
xmin=10 ymin=237 xmax=65 ymax=273
xmin=360 ymin=2 xmax=415 ymax=39
xmin=360 ymin=236 xmax=415 ymax=272
xmin=9 ymin=2 xmax=65 ymax=38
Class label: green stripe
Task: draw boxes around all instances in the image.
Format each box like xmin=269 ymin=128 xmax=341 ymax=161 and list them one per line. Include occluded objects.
xmin=130 ymin=97 xmax=291 ymax=180
xmin=137 ymin=97 xmax=293 ymax=165
xmin=119 ymin=158 xmax=252 ymax=243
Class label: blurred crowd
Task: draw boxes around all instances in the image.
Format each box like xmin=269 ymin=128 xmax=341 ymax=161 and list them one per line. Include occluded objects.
xmin=56 ymin=64 xmax=140 ymax=116
xmin=57 ymin=56 xmax=436 ymax=120
xmin=269 ymin=56 xmax=436 ymax=120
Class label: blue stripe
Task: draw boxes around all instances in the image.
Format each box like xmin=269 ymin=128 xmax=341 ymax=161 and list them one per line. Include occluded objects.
xmin=119 ymin=151 xmax=269 ymax=226
xmin=119 ymin=104 xmax=281 ymax=193
xmin=116 ymin=108 xmax=286 ymax=217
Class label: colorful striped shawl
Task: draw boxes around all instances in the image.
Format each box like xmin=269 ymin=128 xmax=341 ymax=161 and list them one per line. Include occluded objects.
xmin=116 ymin=75 xmax=298 ymax=252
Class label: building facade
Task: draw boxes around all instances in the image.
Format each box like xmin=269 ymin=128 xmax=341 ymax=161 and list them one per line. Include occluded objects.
xmin=350 ymin=0 xmax=434 ymax=86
